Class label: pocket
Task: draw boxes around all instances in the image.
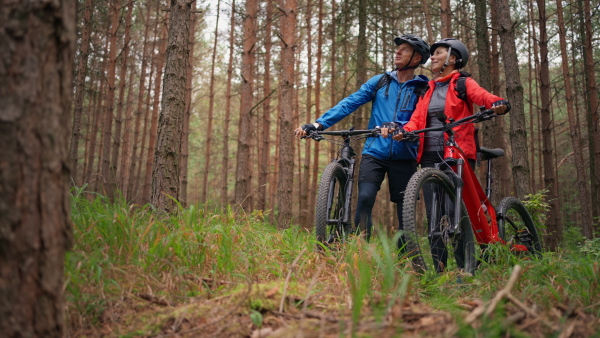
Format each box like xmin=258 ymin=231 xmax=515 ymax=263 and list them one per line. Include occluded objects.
xmin=400 ymin=88 xmax=416 ymax=110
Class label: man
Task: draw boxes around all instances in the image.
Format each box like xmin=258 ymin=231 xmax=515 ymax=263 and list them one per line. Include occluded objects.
xmin=294 ymin=34 xmax=430 ymax=249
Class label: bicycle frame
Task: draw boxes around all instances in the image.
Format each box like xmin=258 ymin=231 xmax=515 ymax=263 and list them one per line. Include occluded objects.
xmin=407 ymin=110 xmax=530 ymax=252
xmin=307 ymin=129 xmax=379 ymax=241
xmin=329 ymin=138 xmax=357 ymax=227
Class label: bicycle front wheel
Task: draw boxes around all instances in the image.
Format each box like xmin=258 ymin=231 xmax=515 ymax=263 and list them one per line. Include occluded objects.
xmin=402 ymin=167 xmax=478 ymax=275
xmin=497 ymin=197 xmax=542 ymax=257
xmin=315 ymin=162 xmax=349 ymax=247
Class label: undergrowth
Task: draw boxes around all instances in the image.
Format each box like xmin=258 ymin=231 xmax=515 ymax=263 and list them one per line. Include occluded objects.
xmin=66 ymin=188 xmax=600 ymax=336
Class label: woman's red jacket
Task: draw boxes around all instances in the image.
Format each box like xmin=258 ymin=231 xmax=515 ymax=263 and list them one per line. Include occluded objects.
xmin=402 ymin=72 xmax=504 ymax=162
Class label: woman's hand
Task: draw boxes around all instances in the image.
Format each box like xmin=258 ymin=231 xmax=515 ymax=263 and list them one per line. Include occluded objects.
xmin=491 ymin=100 xmax=511 ymax=115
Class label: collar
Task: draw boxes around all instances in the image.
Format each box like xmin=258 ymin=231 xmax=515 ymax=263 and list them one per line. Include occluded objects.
xmin=434 ymin=70 xmax=459 ymax=83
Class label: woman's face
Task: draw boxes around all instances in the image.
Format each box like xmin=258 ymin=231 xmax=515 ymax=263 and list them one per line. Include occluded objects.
xmin=430 ymin=47 xmax=456 ymax=73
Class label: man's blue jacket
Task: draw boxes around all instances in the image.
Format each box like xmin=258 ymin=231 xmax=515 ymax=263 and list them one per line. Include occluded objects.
xmin=316 ymin=72 xmax=428 ymax=160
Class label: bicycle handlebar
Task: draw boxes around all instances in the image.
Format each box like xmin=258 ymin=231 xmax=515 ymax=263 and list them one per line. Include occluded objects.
xmin=302 ymin=128 xmax=381 ymax=141
xmin=403 ymin=108 xmax=496 ymax=142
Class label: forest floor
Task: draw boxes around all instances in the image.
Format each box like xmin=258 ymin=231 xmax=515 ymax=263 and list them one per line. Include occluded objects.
xmin=65 ymin=196 xmax=600 ymax=337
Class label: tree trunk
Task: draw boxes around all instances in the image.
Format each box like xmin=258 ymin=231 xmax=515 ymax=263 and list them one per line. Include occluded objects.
xmin=144 ymin=23 xmax=168 ymax=204
xmin=258 ymin=0 xmax=273 ymax=212
xmin=309 ymin=0 xmax=325 ymax=227
xmin=474 ymin=0 xmax=508 ymax=204
xmin=202 ymin=0 xmax=220 ymax=204
xmin=124 ymin=2 xmax=154 ymax=200
xmin=440 ymin=0 xmax=452 ymax=38
xmin=101 ymin=0 xmax=120 ymax=198
xmin=277 ymin=0 xmax=298 ymax=228
xmin=111 ymin=0 xmax=134 ymax=196
xmin=235 ymin=0 xmax=259 ymax=211
xmin=151 ymin=0 xmax=192 ymax=212
xmin=494 ymin=0 xmax=531 ymax=199
xmin=301 ymin=0 xmax=313 ymax=226
xmin=536 ymin=0 xmax=562 ymax=249
xmin=221 ymin=0 xmax=236 ymax=206
xmin=329 ymin=0 xmax=337 ymax=160
xmin=70 ymin=0 xmax=93 ymax=187
xmin=581 ymin=0 xmax=600 ymax=234
xmin=85 ymin=40 xmax=109 ymax=187
xmin=555 ymin=0 xmax=593 ymax=238
xmin=422 ymin=0 xmax=434 ymax=44
xmin=0 ymin=1 xmax=75 ymax=335
xmin=180 ymin=0 xmax=197 ymax=207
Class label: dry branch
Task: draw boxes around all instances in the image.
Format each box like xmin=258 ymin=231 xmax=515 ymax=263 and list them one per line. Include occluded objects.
xmin=279 ymin=248 xmax=307 ymax=312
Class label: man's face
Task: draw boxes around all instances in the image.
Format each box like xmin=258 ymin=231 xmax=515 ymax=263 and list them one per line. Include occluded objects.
xmin=394 ymin=43 xmax=420 ymax=69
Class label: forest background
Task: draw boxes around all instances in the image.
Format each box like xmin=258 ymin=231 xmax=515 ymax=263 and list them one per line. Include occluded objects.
xmin=2 ymin=0 xmax=600 ymax=336
xmin=70 ymin=0 xmax=599 ymax=248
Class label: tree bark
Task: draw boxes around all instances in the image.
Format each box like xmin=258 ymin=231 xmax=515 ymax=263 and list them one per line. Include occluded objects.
xmin=144 ymin=22 xmax=168 ymax=204
xmin=202 ymin=0 xmax=220 ymax=204
xmin=124 ymin=2 xmax=154 ymax=200
xmin=258 ymin=0 xmax=273 ymax=212
xmin=151 ymin=0 xmax=192 ymax=212
xmin=493 ymin=0 xmax=531 ymax=199
xmin=111 ymin=0 xmax=134 ymax=197
xmin=300 ymin=0 xmax=312 ymax=226
xmin=440 ymin=0 xmax=452 ymax=38
xmin=0 ymin=1 xmax=75 ymax=335
xmin=101 ymin=0 xmax=120 ymax=198
xmin=235 ymin=0 xmax=259 ymax=211
xmin=309 ymin=0 xmax=325 ymax=227
xmin=475 ymin=0 xmax=508 ymax=204
xmin=180 ymin=0 xmax=197 ymax=207
xmin=221 ymin=0 xmax=236 ymax=206
xmin=277 ymin=0 xmax=298 ymax=228
xmin=70 ymin=0 xmax=93 ymax=187
xmin=536 ymin=0 xmax=562 ymax=249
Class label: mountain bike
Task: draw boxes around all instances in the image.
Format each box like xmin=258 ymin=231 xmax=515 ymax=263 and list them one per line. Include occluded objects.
xmin=400 ymin=108 xmax=542 ymax=275
xmin=303 ymin=128 xmax=381 ymax=248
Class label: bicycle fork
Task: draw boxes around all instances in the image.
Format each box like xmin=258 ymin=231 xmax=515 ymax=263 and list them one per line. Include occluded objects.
xmin=431 ymin=159 xmax=464 ymax=239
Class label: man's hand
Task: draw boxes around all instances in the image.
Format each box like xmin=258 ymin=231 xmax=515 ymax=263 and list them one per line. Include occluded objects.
xmin=491 ymin=100 xmax=511 ymax=115
xmin=294 ymin=123 xmax=320 ymax=138
xmin=380 ymin=122 xmax=398 ymax=139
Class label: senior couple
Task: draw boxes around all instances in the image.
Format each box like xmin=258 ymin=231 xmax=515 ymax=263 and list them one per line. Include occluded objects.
xmin=294 ymin=34 xmax=510 ymax=272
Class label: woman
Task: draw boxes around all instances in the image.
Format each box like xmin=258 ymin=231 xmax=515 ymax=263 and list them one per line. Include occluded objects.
xmin=392 ymin=38 xmax=509 ymax=167
xmin=390 ymin=38 xmax=510 ymax=272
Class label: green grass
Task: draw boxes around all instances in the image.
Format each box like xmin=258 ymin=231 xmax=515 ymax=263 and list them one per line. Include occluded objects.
xmin=65 ymin=189 xmax=600 ymax=336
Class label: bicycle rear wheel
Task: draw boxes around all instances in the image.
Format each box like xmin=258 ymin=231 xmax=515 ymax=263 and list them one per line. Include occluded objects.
xmin=315 ymin=162 xmax=349 ymax=247
xmin=497 ymin=197 xmax=542 ymax=257
xmin=402 ymin=167 xmax=478 ymax=275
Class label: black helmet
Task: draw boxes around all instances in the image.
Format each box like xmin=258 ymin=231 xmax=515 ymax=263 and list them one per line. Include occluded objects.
xmin=430 ymin=38 xmax=469 ymax=68
xmin=394 ymin=34 xmax=430 ymax=64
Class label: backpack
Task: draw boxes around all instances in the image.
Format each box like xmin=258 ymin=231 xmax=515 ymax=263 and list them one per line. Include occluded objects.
xmin=454 ymin=71 xmax=471 ymax=103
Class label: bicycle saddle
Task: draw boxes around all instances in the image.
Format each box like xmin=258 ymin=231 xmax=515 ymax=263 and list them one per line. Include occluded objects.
xmin=478 ymin=147 xmax=504 ymax=160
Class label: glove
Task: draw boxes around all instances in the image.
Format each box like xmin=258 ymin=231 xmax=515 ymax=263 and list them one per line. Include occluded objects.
xmin=492 ymin=100 xmax=511 ymax=115
xmin=301 ymin=123 xmax=322 ymax=132
xmin=381 ymin=122 xmax=398 ymax=129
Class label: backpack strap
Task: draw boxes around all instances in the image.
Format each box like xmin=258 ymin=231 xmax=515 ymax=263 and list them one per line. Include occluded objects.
xmin=454 ymin=71 xmax=471 ymax=103
xmin=372 ymin=73 xmax=392 ymax=102
xmin=415 ymin=81 xmax=430 ymax=98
